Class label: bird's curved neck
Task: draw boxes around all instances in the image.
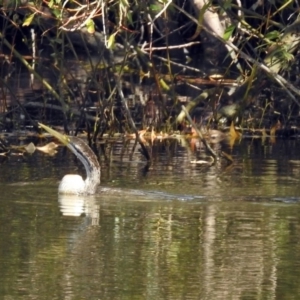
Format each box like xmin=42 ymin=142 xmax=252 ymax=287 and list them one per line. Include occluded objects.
xmin=71 ymin=138 xmax=101 ymax=194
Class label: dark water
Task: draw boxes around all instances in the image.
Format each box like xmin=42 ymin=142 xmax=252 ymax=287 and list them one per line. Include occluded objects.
xmin=1 ymin=138 xmax=300 ymax=299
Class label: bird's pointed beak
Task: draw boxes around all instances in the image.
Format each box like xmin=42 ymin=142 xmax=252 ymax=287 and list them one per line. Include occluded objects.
xmin=39 ymin=123 xmax=70 ymax=146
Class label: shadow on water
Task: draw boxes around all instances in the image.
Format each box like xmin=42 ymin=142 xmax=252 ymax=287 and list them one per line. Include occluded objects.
xmin=1 ymin=138 xmax=300 ymax=299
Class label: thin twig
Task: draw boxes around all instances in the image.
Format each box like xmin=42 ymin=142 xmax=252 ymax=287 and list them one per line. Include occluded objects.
xmin=174 ymin=4 xmax=300 ymax=107
xmin=116 ymin=79 xmax=151 ymax=162
xmin=142 ymin=41 xmax=200 ymax=51
xmin=181 ymin=105 xmax=219 ymax=162
xmin=0 ymin=78 xmax=38 ymax=130
xmin=0 ymin=32 xmax=70 ymax=114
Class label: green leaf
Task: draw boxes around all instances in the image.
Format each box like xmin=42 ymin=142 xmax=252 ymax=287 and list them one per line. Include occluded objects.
xmin=283 ymin=51 xmax=294 ymax=62
xmin=54 ymin=38 xmax=63 ymax=44
xmin=120 ymin=0 xmax=129 ymax=7
xmin=223 ymin=24 xmax=235 ymax=41
xmin=127 ymin=11 xmax=133 ymax=25
xmin=223 ymin=0 xmax=233 ymax=10
xmin=265 ymin=30 xmax=280 ymax=40
xmin=107 ymin=34 xmax=115 ymax=49
xmin=22 ymin=13 xmax=35 ymax=26
xmin=149 ymin=4 xmax=161 ymax=12
xmin=48 ymin=0 xmax=54 ymax=8
xmin=159 ymin=78 xmax=170 ymax=91
xmin=52 ymin=9 xmax=61 ymax=18
xmin=86 ymin=19 xmax=95 ymax=34
xmin=12 ymin=14 xmax=19 ymax=23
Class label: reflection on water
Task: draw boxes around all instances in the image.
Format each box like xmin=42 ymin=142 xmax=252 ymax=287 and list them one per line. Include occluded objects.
xmin=1 ymin=139 xmax=300 ymax=299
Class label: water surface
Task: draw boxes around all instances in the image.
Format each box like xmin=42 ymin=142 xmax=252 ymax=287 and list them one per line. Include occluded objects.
xmin=1 ymin=138 xmax=300 ymax=299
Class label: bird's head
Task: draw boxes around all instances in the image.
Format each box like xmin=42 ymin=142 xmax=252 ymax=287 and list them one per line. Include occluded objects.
xmin=39 ymin=123 xmax=73 ymax=151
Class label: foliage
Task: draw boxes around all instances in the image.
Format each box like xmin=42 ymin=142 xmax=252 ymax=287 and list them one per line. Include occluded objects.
xmin=0 ymin=0 xmax=299 ymax=137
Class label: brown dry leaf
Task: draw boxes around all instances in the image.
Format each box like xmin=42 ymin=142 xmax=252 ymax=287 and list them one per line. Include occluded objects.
xmin=229 ymin=122 xmax=241 ymax=148
xmin=0 ymin=151 xmax=9 ymax=156
xmin=155 ymin=131 xmax=166 ymax=140
xmin=36 ymin=142 xmax=59 ymax=154
xmin=24 ymin=142 xmax=36 ymax=154
xmin=125 ymin=133 xmax=135 ymax=139
xmin=150 ymin=128 xmax=156 ymax=143
xmin=190 ymin=138 xmax=198 ymax=152
xmin=229 ymin=121 xmax=241 ymax=139
xmin=261 ymin=127 xmax=267 ymax=144
xmin=190 ymin=127 xmax=198 ymax=137
xmin=270 ymin=126 xmax=276 ymax=137
xmin=261 ymin=127 xmax=267 ymax=137
xmin=209 ymin=74 xmax=224 ymax=81
xmin=270 ymin=120 xmax=281 ymax=137
xmin=139 ymin=136 xmax=147 ymax=145
xmin=138 ymin=129 xmax=148 ymax=138
xmin=10 ymin=143 xmax=36 ymax=154
xmin=270 ymin=121 xmax=281 ymax=144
